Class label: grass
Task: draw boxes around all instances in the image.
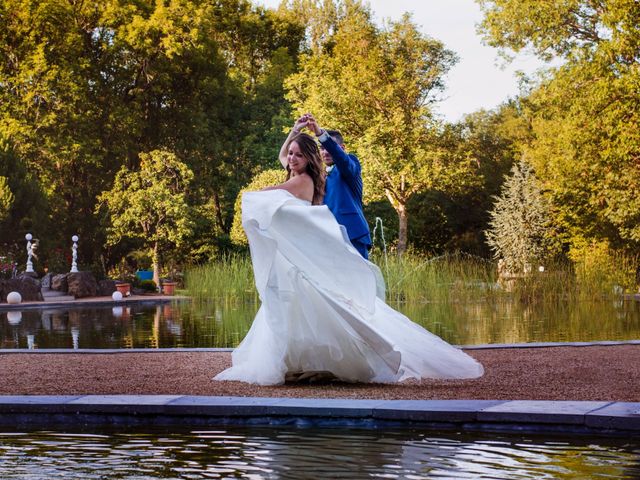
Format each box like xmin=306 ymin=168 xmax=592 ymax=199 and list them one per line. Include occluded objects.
xmin=184 ymin=254 xmax=257 ymax=304
xmin=372 ymin=251 xmax=497 ymax=304
xmin=184 ymin=251 xmax=639 ymax=305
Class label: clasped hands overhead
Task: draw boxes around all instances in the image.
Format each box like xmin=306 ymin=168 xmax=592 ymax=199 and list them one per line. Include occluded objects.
xmin=294 ymin=113 xmax=323 ymax=137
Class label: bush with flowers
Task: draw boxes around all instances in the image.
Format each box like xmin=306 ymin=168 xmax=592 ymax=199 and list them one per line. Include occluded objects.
xmin=0 ymin=255 xmax=17 ymax=279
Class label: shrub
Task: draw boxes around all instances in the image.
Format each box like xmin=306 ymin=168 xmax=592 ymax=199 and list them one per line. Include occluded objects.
xmin=230 ymin=169 xmax=286 ymax=246
xmin=138 ymin=279 xmax=158 ymax=292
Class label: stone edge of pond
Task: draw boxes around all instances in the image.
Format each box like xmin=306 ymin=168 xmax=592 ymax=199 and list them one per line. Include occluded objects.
xmin=0 ymin=396 xmax=638 ymax=436
xmin=0 ymin=295 xmax=191 ymax=311
xmin=2 ymin=340 xmax=640 ymax=353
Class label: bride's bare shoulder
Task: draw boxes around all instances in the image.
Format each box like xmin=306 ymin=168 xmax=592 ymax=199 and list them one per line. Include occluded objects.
xmin=286 ymin=173 xmax=314 ymax=201
xmin=261 ymin=173 xmax=313 ymax=202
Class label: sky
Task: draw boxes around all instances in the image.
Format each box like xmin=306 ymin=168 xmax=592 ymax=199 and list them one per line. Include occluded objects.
xmin=256 ymin=0 xmax=553 ymax=122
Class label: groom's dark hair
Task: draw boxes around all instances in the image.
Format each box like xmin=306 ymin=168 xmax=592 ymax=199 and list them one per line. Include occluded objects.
xmin=326 ymin=129 xmax=344 ymax=145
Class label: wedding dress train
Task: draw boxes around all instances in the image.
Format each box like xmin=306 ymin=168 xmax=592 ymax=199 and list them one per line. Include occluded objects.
xmin=214 ymin=190 xmax=483 ymax=385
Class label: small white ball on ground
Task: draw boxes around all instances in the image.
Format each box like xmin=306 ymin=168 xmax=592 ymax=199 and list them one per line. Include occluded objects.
xmin=112 ymin=291 xmax=123 ymax=301
xmin=7 ymin=291 xmax=22 ymax=304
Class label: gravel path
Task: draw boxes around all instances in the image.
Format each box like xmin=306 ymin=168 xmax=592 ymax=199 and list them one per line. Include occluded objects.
xmin=1 ymin=345 xmax=638 ymax=401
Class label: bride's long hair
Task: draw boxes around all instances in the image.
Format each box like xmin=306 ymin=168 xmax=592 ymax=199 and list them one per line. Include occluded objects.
xmin=286 ymin=133 xmax=325 ymax=205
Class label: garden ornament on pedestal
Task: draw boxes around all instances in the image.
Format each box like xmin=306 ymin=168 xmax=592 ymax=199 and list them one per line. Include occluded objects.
xmin=70 ymin=235 xmax=79 ymax=273
xmin=25 ymin=233 xmax=35 ymax=273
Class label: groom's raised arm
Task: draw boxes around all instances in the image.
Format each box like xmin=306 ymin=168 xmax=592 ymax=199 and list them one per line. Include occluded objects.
xmin=317 ymin=131 xmax=361 ymax=181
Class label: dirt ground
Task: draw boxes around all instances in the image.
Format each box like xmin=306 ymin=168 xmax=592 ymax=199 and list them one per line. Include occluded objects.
xmin=1 ymin=345 xmax=638 ymax=401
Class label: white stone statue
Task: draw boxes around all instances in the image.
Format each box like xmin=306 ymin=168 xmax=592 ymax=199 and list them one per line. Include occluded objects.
xmin=70 ymin=235 xmax=79 ymax=273
xmin=25 ymin=233 xmax=36 ymax=273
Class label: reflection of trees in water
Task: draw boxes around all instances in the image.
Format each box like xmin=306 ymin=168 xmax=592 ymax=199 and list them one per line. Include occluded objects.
xmin=395 ymin=299 xmax=640 ymax=346
xmin=0 ymin=427 xmax=637 ymax=478
xmin=1 ymin=298 xmax=639 ymax=348
xmin=180 ymin=300 xmax=256 ymax=348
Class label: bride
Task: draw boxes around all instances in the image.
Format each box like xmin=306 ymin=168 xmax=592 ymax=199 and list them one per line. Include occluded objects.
xmin=214 ymin=132 xmax=483 ymax=385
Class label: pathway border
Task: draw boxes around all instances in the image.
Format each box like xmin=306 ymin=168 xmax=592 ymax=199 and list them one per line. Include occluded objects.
xmin=0 ymin=395 xmax=638 ymax=436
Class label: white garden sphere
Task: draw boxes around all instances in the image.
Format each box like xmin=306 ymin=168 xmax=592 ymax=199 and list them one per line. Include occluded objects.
xmin=72 ymin=235 xmax=79 ymax=242
xmin=7 ymin=311 xmax=22 ymax=325
xmin=112 ymin=306 xmax=123 ymax=317
xmin=112 ymin=291 xmax=123 ymax=301
xmin=7 ymin=291 xmax=22 ymax=304
xmin=25 ymin=233 xmax=32 ymax=241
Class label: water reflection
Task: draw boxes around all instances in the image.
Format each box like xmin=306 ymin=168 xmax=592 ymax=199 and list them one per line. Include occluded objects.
xmin=1 ymin=298 xmax=640 ymax=349
xmin=6 ymin=310 xmax=21 ymax=325
xmin=0 ymin=427 xmax=638 ymax=479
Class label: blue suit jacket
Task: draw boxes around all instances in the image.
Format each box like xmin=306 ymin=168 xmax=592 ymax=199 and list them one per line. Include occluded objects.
xmin=319 ymin=133 xmax=372 ymax=246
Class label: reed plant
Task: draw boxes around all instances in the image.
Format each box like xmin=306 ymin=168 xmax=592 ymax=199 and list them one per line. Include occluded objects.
xmin=184 ymin=254 xmax=257 ymax=304
xmin=508 ymin=249 xmax=639 ymax=303
xmin=184 ymin=250 xmax=638 ymax=306
xmin=373 ymin=249 xmax=638 ymax=304
xmin=372 ymin=251 xmax=497 ymax=304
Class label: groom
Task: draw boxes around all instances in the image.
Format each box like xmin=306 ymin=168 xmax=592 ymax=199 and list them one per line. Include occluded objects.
xmin=279 ymin=114 xmax=372 ymax=259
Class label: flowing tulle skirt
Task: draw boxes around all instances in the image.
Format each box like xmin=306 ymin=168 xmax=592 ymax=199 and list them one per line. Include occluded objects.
xmin=214 ymin=190 xmax=483 ymax=385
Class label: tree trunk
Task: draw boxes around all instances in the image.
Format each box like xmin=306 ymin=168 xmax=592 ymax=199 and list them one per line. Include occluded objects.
xmin=397 ymin=203 xmax=408 ymax=256
xmin=213 ymin=190 xmax=225 ymax=232
xmin=384 ymin=189 xmax=409 ymax=256
xmin=152 ymin=241 xmax=160 ymax=288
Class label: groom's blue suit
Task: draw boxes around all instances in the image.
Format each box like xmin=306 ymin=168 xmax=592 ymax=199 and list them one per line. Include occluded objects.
xmin=318 ymin=131 xmax=372 ymax=259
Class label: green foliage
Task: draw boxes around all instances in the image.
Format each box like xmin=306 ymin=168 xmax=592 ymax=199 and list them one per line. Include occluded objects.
xmin=3 ymin=0 xmax=636 ymax=268
xmin=230 ymin=168 xmax=287 ymax=246
xmin=0 ymin=176 xmax=13 ymax=222
xmin=478 ymin=0 xmax=640 ymax=252
xmin=0 ymin=0 xmax=303 ymax=269
xmin=569 ymin=239 xmax=639 ymax=294
xmin=485 ymin=160 xmax=559 ymax=272
xmin=522 ymin=58 xmax=640 ymax=246
xmin=137 ymin=279 xmax=158 ymax=292
xmin=285 ymin=2 xmax=477 ymax=253
xmin=477 ymin=0 xmax=638 ymax=61
xmin=97 ymin=149 xmax=194 ymax=282
xmin=0 ymin=137 xmax=49 ymax=259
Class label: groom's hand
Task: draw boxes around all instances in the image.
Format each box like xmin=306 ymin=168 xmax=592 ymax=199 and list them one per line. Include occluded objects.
xmin=293 ymin=115 xmax=309 ymax=134
xmin=306 ymin=115 xmax=323 ymax=136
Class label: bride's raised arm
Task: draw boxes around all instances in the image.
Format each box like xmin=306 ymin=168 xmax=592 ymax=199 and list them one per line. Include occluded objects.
xmin=278 ymin=115 xmax=310 ymax=168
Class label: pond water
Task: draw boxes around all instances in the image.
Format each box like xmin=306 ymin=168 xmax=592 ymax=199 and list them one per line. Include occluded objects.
xmin=1 ymin=297 xmax=640 ymax=349
xmin=0 ymin=426 xmax=638 ymax=479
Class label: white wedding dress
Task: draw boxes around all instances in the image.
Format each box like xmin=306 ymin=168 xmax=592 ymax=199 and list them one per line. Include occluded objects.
xmin=214 ymin=190 xmax=483 ymax=385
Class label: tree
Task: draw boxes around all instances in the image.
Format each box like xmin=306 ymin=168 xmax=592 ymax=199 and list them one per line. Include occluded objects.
xmin=485 ymin=160 xmax=558 ymax=273
xmin=0 ymin=176 xmax=13 ymax=222
xmin=286 ymin=1 xmax=476 ymax=254
xmin=0 ymin=0 xmax=303 ymax=270
xmin=435 ymin=104 xmax=528 ymax=254
xmin=0 ymin=136 xmax=48 ymax=253
xmin=477 ymin=0 xmax=640 ymax=250
xmin=97 ymin=150 xmax=194 ymax=285
xmin=0 ymin=0 xmax=228 ymax=267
